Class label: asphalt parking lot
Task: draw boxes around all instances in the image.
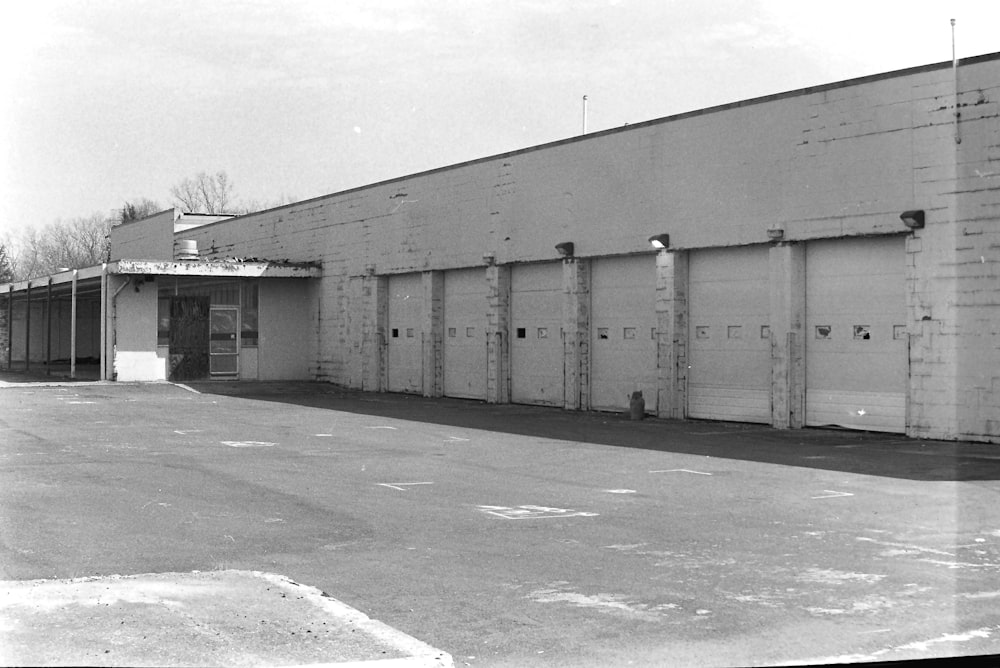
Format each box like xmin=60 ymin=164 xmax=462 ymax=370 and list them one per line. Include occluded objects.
xmin=2 ymin=376 xmax=1000 ymax=666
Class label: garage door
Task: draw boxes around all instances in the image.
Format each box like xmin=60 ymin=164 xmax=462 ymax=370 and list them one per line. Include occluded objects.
xmin=387 ymin=273 xmax=423 ymax=394
xmin=510 ymin=262 xmax=563 ymax=406
xmin=444 ymin=268 xmax=488 ymax=399
xmin=688 ymin=245 xmax=770 ymax=423
xmin=805 ymin=236 xmax=906 ymax=432
xmin=591 ymin=255 xmax=657 ymax=413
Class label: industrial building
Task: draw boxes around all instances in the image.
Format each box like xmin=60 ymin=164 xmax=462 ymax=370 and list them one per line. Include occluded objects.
xmin=2 ymin=53 xmax=998 ymax=444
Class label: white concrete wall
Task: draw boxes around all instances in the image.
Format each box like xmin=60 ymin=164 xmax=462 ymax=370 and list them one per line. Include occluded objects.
xmin=169 ymin=56 xmax=998 ymax=441
xmin=113 ymin=276 xmax=165 ymax=381
xmin=110 ymin=210 xmax=178 ymax=261
xmin=257 ymin=279 xmax=315 ymax=380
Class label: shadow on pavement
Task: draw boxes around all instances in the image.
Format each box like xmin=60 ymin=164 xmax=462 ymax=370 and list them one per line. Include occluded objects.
xmin=0 ymin=365 xmax=100 ymax=383
xmin=188 ymin=381 xmax=1000 ymax=483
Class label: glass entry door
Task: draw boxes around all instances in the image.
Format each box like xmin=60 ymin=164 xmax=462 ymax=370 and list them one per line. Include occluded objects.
xmin=209 ymin=306 xmax=240 ymax=376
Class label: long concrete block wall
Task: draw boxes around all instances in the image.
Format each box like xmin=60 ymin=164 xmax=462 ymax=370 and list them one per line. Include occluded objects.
xmin=174 ymin=56 xmax=998 ymax=442
xmin=906 ymin=57 xmax=1000 ymax=441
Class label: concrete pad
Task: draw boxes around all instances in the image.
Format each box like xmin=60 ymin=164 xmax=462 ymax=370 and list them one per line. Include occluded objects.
xmin=0 ymin=570 xmax=453 ymax=667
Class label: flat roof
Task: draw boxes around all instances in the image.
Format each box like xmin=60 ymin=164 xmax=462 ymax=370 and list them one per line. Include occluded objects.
xmin=1 ymin=259 xmax=322 ymax=295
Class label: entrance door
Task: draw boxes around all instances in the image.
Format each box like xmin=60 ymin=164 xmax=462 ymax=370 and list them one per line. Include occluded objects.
xmin=210 ymin=306 xmax=240 ymax=377
xmin=510 ymin=262 xmax=563 ymax=406
xmin=805 ymin=236 xmax=906 ymax=432
xmin=590 ymin=255 xmax=657 ymax=413
xmin=387 ymin=273 xmax=423 ymax=393
xmin=444 ymin=268 xmax=488 ymax=399
xmin=687 ymin=245 xmax=771 ymax=423
xmin=169 ymin=296 xmax=209 ymax=381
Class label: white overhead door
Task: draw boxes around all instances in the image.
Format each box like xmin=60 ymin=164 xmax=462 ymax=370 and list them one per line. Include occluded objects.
xmin=511 ymin=262 xmax=563 ymax=406
xmin=444 ymin=268 xmax=488 ymax=399
xmin=590 ymin=255 xmax=657 ymax=413
xmin=688 ymin=245 xmax=771 ymax=423
xmin=387 ymin=273 xmax=423 ymax=394
xmin=805 ymin=236 xmax=906 ymax=432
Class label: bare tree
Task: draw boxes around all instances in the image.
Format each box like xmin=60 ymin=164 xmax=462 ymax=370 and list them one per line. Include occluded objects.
xmin=6 ymin=214 xmax=114 ymax=280
xmin=171 ymin=171 xmax=235 ymax=214
xmin=235 ymin=192 xmax=296 ymax=215
xmin=119 ymin=198 xmax=162 ymax=224
xmin=0 ymin=243 xmax=14 ymax=283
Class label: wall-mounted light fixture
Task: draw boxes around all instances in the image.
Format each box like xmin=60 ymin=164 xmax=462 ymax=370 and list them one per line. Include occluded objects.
xmin=648 ymin=234 xmax=670 ymax=250
xmin=555 ymin=241 xmax=575 ymax=257
xmin=482 ymin=252 xmax=496 ymax=266
xmin=766 ymin=225 xmax=785 ymax=241
xmin=900 ymin=209 xmax=925 ymax=229
xmin=365 ymin=263 xmax=377 ymax=276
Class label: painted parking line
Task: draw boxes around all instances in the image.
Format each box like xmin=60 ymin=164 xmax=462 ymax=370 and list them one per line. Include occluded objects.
xmin=811 ymin=490 xmax=854 ymax=499
xmin=378 ymin=482 xmax=434 ymax=491
xmin=366 ymin=426 xmax=398 ymax=430
xmin=221 ymin=441 xmax=277 ymax=448
xmin=478 ymin=505 xmax=599 ymax=520
xmin=650 ymin=469 xmax=713 ymax=475
xmin=604 ymin=489 xmax=637 ymax=494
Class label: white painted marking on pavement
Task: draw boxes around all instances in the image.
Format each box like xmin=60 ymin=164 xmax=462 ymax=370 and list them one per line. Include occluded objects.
xmin=173 ymin=430 xmax=203 ymax=435
xmin=366 ymin=426 xmax=398 ymax=430
xmin=528 ymin=587 xmax=675 ymax=621
xmin=958 ymin=591 xmax=1000 ymax=599
xmin=811 ymin=490 xmax=854 ymax=499
xmin=478 ymin=505 xmax=598 ymax=520
xmin=896 ymin=626 xmax=997 ymax=652
xmin=221 ymin=441 xmax=276 ymax=448
xmin=650 ymin=469 xmax=712 ymax=475
xmin=604 ymin=489 xmax=637 ymax=494
xmin=377 ymin=482 xmax=434 ymax=491
xmin=856 ymin=536 xmax=955 ymax=557
xmin=444 ymin=436 xmax=470 ymax=442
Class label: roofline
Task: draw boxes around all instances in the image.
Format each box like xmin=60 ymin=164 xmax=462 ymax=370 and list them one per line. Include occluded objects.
xmin=186 ymin=51 xmax=999 ymax=230
xmin=0 ymin=259 xmax=322 ymax=294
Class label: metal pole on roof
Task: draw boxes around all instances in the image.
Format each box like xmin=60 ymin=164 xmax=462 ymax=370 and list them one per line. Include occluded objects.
xmin=951 ymin=18 xmax=956 ymax=64
xmin=952 ymin=18 xmax=961 ymax=145
xmin=582 ymin=95 xmax=588 ymax=135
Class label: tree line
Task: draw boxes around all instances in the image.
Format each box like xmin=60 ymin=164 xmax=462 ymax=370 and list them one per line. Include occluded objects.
xmin=0 ymin=171 xmax=293 ymax=283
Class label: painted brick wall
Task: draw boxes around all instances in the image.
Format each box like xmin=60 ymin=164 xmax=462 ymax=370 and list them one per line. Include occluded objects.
xmin=171 ymin=57 xmax=998 ymax=441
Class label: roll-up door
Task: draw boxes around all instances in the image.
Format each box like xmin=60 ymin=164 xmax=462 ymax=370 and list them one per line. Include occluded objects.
xmin=510 ymin=262 xmax=563 ymax=406
xmin=387 ymin=273 xmax=423 ymax=394
xmin=688 ymin=245 xmax=770 ymax=423
xmin=444 ymin=268 xmax=488 ymax=399
xmin=590 ymin=255 xmax=657 ymax=413
xmin=805 ymin=236 xmax=906 ymax=432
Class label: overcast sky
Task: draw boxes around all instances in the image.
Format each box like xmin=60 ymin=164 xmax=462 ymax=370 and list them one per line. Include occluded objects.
xmin=1 ymin=0 xmax=996 ymax=240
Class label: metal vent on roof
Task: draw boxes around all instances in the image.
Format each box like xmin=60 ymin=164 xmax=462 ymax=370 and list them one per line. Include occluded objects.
xmin=176 ymin=239 xmax=199 ymax=260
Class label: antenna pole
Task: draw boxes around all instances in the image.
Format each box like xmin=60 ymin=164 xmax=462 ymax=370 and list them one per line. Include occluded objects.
xmin=951 ymin=19 xmax=961 ymax=144
xmin=950 ymin=18 xmax=956 ymax=65
xmin=582 ymin=95 xmax=588 ymax=135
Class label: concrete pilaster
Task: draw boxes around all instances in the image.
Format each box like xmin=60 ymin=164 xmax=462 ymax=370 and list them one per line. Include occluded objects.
xmin=485 ymin=264 xmax=511 ymax=404
xmin=360 ymin=274 xmax=387 ymax=392
xmin=562 ymin=258 xmax=591 ymax=410
xmin=422 ymin=270 xmax=444 ymax=398
xmin=655 ymin=250 xmax=688 ymax=419
xmin=768 ymin=242 xmax=806 ymax=429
